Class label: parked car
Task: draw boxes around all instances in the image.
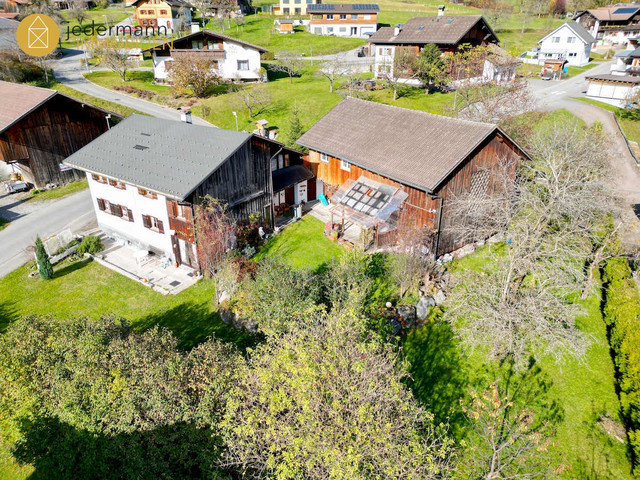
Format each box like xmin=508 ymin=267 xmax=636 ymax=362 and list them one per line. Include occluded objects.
xmin=5 ymin=180 xmax=29 ymax=194
xmin=540 ymin=69 xmax=555 ymax=81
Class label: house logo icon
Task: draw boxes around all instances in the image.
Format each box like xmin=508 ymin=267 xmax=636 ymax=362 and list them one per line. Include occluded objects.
xmin=16 ymin=14 xmax=59 ymax=57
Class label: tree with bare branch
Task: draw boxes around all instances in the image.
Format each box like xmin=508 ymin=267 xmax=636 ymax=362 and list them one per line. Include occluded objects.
xmin=68 ymin=0 xmax=88 ymax=25
xmin=194 ymin=196 xmax=236 ymax=278
xmin=229 ymin=83 xmax=271 ymax=118
xmin=317 ymin=54 xmax=349 ymax=93
xmin=270 ymin=51 xmax=305 ymax=84
xmin=94 ymin=41 xmax=133 ymax=81
xmin=443 ymin=119 xmax=621 ymax=367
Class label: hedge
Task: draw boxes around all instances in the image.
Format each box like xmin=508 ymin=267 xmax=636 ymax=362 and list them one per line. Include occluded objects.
xmin=603 ymin=257 xmax=640 ymax=473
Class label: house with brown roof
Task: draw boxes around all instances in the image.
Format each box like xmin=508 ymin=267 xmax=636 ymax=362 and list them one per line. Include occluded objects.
xmin=575 ymin=4 xmax=640 ymax=45
xmin=144 ymin=29 xmax=268 ymax=82
xmin=367 ymin=10 xmax=506 ymax=85
xmin=0 ymin=81 xmax=121 ymax=188
xmin=308 ymin=4 xmax=378 ymax=38
xmin=131 ymin=0 xmax=193 ymax=34
xmin=296 ymin=98 xmax=529 ymax=255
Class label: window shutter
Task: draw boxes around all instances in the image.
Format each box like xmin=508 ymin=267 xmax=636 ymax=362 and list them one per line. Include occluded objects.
xmin=151 ymin=192 xmax=157 ymax=200
xmin=157 ymin=220 xmax=164 ymax=234
xmin=138 ymin=188 xmax=146 ymax=196
xmin=142 ymin=215 xmax=151 ymax=228
xmin=97 ymin=198 xmax=106 ymax=211
xmin=127 ymin=208 xmax=134 ymax=222
xmin=115 ymin=204 xmax=123 ymax=217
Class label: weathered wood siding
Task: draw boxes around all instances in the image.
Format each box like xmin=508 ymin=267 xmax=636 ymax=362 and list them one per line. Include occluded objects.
xmin=307 ymin=150 xmax=439 ymax=228
xmin=0 ymin=94 xmax=114 ymax=188
xmin=309 ymin=131 xmax=523 ymax=255
xmin=186 ymin=136 xmax=272 ymax=220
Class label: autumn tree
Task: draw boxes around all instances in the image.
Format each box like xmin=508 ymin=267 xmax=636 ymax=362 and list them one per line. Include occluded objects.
xmin=169 ymin=53 xmax=221 ymax=97
xmin=270 ymin=51 xmax=304 ymax=84
xmin=194 ymin=196 xmax=236 ymax=278
xmin=220 ymin=312 xmax=454 ymax=479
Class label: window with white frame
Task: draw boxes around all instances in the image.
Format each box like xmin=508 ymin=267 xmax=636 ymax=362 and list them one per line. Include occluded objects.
xmin=380 ymin=47 xmax=392 ymax=56
xmin=237 ymin=60 xmax=249 ymax=70
xmin=567 ymin=36 xmax=576 ymax=43
xmin=320 ymin=152 xmax=329 ymax=163
xmin=339 ymin=14 xmax=346 ymax=19
xmin=340 ymin=159 xmax=350 ymax=171
xmin=552 ymin=36 xmax=560 ymax=43
xmin=327 ymin=14 xmax=333 ymax=19
xmin=327 ymin=26 xmax=333 ymax=33
xmin=351 ymin=14 xmax=357 ymax=19
xmin=364 ymin=14 xmax=371 ymax=20
xmin=339 ymin=26 xmax=346 ymax=32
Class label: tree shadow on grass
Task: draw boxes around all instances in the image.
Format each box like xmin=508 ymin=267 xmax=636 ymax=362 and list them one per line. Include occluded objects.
xmin=0 ymin=301 xmax=19 ymax=334
xmin=135 ymin=302 xmax=258 ymax=352
xmin=14 ymin=415 xmax=226 ymax=480
xmin=403 ymin=320 xmax=471 ymax=437
xmin=53 ymin=258 xmax=92 ymax=279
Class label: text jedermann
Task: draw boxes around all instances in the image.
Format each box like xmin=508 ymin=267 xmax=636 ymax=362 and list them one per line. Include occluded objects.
xmin=65 ymin=22 xmax=167 ymax=40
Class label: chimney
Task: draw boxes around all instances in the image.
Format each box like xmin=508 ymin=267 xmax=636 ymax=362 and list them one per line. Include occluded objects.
xmin=181 ymin=110 xmax=192 ymax=124
xmin=438 ymin=5 xmax=445 ymax=16
xmin=190 ymin=23 xmax=200 ymax=33
xmin=393 ymin=24 xmax=402 ymax=36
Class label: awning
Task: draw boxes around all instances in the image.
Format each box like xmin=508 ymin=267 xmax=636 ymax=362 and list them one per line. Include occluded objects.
xmin=272 ymin=164 xmax=314 ymax=192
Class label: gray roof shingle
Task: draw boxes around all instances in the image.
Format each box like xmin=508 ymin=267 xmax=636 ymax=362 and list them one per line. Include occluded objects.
xmin=367 ymin=15 xmax=498 ymax=45
xmin=63 ymin=114 xmax=252 ymax=200
xmin=296 ymin=98 xmax=502 ymax=193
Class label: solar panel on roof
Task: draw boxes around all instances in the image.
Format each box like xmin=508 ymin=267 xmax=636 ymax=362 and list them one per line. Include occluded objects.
xmin=613 ymin=7 xmax=638 ymax=14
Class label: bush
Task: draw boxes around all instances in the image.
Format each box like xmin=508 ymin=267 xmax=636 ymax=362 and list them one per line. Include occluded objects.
xmin=77 ymin=236 xmax=104 ymax=255
xmin=603 ymin=257 xmax=640 ymax=474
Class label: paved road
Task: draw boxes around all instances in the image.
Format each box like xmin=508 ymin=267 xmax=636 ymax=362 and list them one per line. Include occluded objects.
xmin=528 ymin=60 xmax=640 ymax=250
xmin=0 ymin=190 xmax=94 ymax=278
xmin=52 ymin=48 xmax=212 ymax=126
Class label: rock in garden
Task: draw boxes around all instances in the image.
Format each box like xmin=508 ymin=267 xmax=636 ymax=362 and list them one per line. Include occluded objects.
xmin=434 ymin=290 xmax=446 ymax=305
xmin=397 ymin=305 xmax=416 ymax=329
xmin=218 ymin=290 xmax=231 ymax=304
xmin=416 ymin=296 xmax=435 ymax=320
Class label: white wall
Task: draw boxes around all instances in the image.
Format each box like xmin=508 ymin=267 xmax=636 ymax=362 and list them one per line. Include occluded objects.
xmin=539 ymin=24 xmax=591 ymax=66
xmin=86 ymin=173 xmax=175 ymax=259
xmin=153 ymin=39 xmax=263 ymax=81
xmin=310 ymin=23 xmax=376 ymax=38
xmin=586 ymin=81 xmax=638 ymax=108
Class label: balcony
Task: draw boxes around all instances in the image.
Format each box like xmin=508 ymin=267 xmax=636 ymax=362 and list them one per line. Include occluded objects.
xmin=171 ymin=48 xmax=225 ymax=59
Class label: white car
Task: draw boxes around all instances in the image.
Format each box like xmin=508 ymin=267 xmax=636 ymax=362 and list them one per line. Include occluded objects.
xmin=5 ymin=181 xmax=29 ymax=194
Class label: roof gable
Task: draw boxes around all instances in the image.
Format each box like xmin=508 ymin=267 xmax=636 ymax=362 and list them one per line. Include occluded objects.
xmin=0 ymin=81 xmax=57 ymax=134
xmin=538 ymin=22 xmax=595 ymax=45
xmin=145 ymin=29 xmax=268 ymax=53
xmin=296 ymin=98 xmax=514 ymax=193
xmin=368 ymin=15 xmax=499 ymax=45
xmin=63 ymin=114 xmax=253 ymax=200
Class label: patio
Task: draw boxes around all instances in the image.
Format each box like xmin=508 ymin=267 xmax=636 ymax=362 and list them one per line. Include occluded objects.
xmin=305 ymin=200 xmax=363 ymax=246
xmin=92 ymin=235 xmax=201 ymax=295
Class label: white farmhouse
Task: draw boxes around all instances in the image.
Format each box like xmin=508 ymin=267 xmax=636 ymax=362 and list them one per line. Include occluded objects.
xmin=536 ymin=22 xmax=595 ymax=67
xmin=144 ymin=29 xmax=268 ymax=83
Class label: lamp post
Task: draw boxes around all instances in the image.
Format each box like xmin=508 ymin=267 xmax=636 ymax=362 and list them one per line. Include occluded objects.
xmin=232 ymin=111 xmax=238 ymax=131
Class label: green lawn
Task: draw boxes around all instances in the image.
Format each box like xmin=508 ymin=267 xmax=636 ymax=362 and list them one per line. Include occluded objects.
xmin=406 ymin=243 xmax=632 ymax=479
xmin=49 ymin=82 xmax=144 ymax=118
xmin=253 ymin=216 xmax=344 ymax=271
xmin=84 ymin=70 xmax=171 ymax=95
xmin=27 ymin=180 xmax=88 ymax=202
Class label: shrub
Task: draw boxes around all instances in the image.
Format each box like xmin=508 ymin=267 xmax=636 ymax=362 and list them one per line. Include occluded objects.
xmin=77 ymin=236 xmax=104 ymax=255
xmin=35 ymin=236 xmax=53 ymax=280
xmin=603 ymin=257 xmax=640 ymax=474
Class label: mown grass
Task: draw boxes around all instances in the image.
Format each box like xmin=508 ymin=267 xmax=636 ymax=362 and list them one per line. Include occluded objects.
xmin=412 ymin=242 xmax=632 ymax=479
xmin=85 ymin=70 xmax=171 ymax=94
xmin=253 ymin=216 xmax=344 ymax=271
xmin=49 ymin=81 xmax=144 ymax=118
xmin=26 ymin=180 xmax=88 ymax=203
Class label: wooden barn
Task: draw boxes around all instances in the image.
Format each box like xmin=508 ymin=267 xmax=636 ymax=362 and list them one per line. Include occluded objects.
xmin=0 ymin=81 xmax=119 ymax=188
xmin=297 ymin=98 xmax=529 ymax=255
xmin=63 ymin=114 xmax=306 ymax=269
